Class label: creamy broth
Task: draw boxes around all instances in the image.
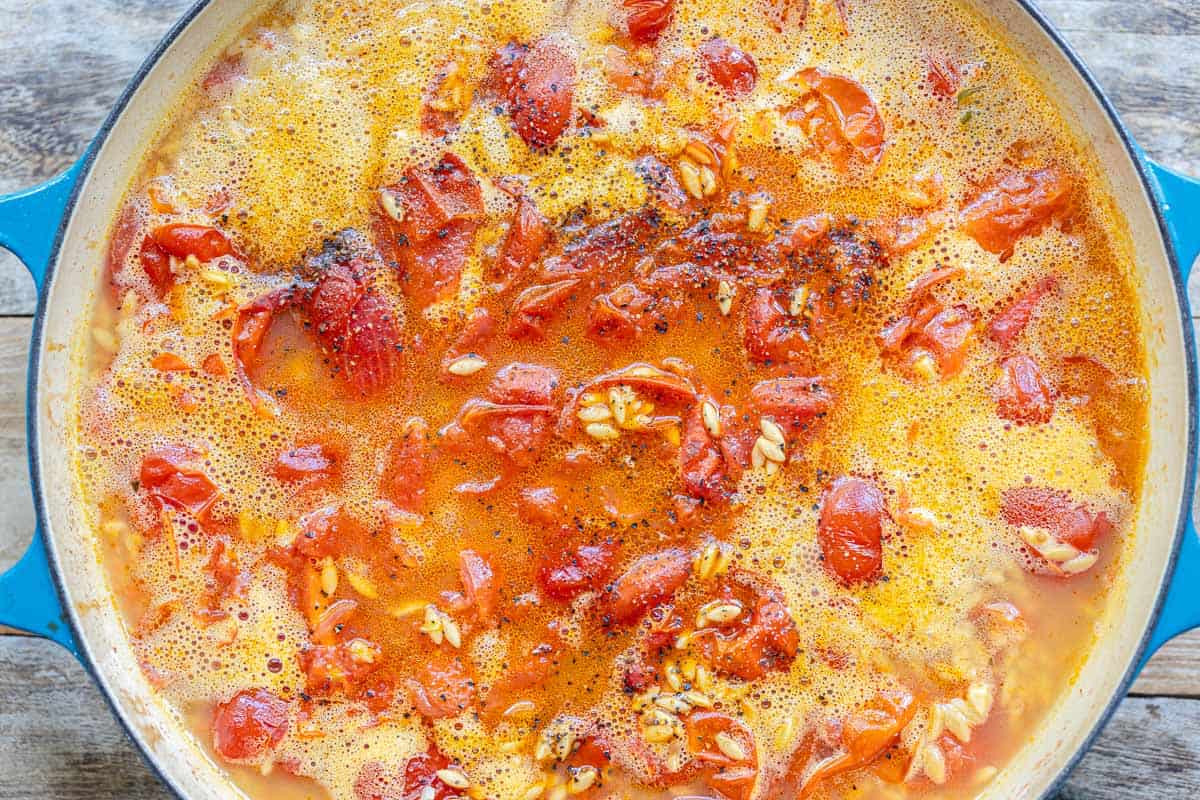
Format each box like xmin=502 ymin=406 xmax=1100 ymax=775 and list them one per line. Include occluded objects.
xmin=76 ymin=0 xmax=1147 ymax=798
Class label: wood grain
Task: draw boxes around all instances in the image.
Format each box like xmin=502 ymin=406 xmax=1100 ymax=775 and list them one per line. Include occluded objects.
xmin=2 ymin=635 xmax=1199 ymax=800
xmin=0 ymin=0 xmax=1197 ymax=798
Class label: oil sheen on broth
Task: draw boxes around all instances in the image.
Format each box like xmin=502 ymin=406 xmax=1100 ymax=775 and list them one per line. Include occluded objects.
xmin=76 ymin=0 xmax=1148 ymax=798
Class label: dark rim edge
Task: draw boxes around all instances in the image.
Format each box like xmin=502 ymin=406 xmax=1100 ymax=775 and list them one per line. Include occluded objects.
xmin=27 ymin=2 xmax=214 ymax=798
xmin=24 ymin=1 xmax=1198 ymax=799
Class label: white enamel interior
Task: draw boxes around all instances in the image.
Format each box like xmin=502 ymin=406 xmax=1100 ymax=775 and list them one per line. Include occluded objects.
xmin=27 ymin=1 xmax=1193 ymax=798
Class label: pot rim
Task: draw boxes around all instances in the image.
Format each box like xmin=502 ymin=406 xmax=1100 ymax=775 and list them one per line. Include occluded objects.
xmin=23 ymin=1 xmax=1198 ymax=798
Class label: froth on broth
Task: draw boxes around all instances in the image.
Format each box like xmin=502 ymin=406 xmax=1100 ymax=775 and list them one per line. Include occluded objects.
xmin=76 ymin=0 xmax=1147 ymax=797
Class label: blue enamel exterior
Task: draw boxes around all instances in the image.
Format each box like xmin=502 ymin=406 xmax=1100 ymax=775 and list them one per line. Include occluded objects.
xmin=0 ymin=160 xmax=83 ymax=655
xmin=1143 ymin=160 xmax=1200 ymax=664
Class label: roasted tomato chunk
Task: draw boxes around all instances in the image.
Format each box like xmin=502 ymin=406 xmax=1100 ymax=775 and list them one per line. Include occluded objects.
xmin=212 ymin=688 xmax=288 ymax=761
xmin=624 ymin=0 xmax=676 ymax=43
xmin=879 ymin=269 xmax=975 ymax=380
xmin=353 ymin=747 xmax=459 ymax=800
xmin=703 ymin=585 xmax=799 ymax=680
xmin=699 ymin=37 xmax=758 ymax=96
xmin=492 ymin=195 xmax=552 ymax=291
xmin=995 ymin=353 xmax=1055 ymax=424
xmin=139 ymin=444 xmax=220 ymax=520
xmin=380 ymin=418 xmax=430 ymax=513
xmin=459 ymin=549 xmax=499 ymax=624
xmin=960 ymin=167 xmax=1072 ymax=257
xmin=274 ymin=441 xmax=343 ymax=488
xmin=744 ymin=288 xmax=811 ymax=364
xmin=749 ymin=376 xmax=832 ymax=425
xmin=791 ymin=690 xmax=916 ymax=797
xmin=300 ymin=637 xmax=383 ymax=697
xmin=1001 ymin=486 xmax=1113 ymax=552
xmin=492 ymin=39 xmax=576 ymax=149
xmin=380 ymin=152 xmax=485 ymax=306
xmin=680 ymin=401 xmax=738 ymax=503
xmin=788 ymin=68 xmax=885 ymax=167
xmin=138 ymin=236 xmax=175 ymax=296
xmin=604 ymin=548 xmax=692 ymax=625
xmin=407 ymin=654 xmax=475 ymax=720
xmin=150 ymin=223 xmax=236 ymax=262
xmin=538 ymin=537 xmax=618 ymax=602
xmin=988 ymin=276 xmax=1058 ymax=349
xmin=818 ymin=476 xmax=886 ymax=584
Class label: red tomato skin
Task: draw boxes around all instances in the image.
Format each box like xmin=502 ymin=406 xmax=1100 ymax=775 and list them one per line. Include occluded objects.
xmin=139 ymin=445 xmax=221 ymax=520
xmin=925 ymin=54 xmax=960 ymax=98
xmin=517 ymin=486 xmax=565 ymax=526
xmin=341 ymin=292 xmax=402 ymax=395
xmin=996 ymin=353 xmax=1055 ymax=424
xmin=488 ymin=362 xmax=559 ymax=405
xmin=1001 ymin=486 xmax=1112 ymax=551
xmin=744 ymin=288 xmax=811 ymax=364
xmin=150 ymin=223 xmax=236 ymax=261
xmin=382 ymin=152 xmax=485 ymax=306
xmin=381 ymin=418 xmax=430 ymax=513
xmin=818 ymin=477 xmax=885 ymax=584
xmin=604 ymin=548 xmax=691 ymax=625
xmin=495 ymin=39 xmax=576 ymax=149
xmin=988 ymin=276 xmax=1058 ymax=349
xmin=459 ymin=549 xmax=499 ymax=624
xmin=625 ymin=0 xmax=676 ymax=43
xmin=699 ymin=38 xmax=759 ymax=95
xmin=494 ymin=196 xmax=551 ymax=290
xmin=538 ymin=539 xmax=618 ymax=602
xmin=138 ymin=236 xmax=175 ymax=296
xmin=407 ymin=655 xmax=475 ymax=720
xmin=960 ymin=167 xmax=1072 ymax=257
xmin=212 ymin=688 xmax=288 ymax=761
xmin=749 ymin=376 xmax=832 ymax=424
xmin=791 ymin=68 xmax=886 ymax=165
xmin=274 ymin=442 xmax=342 ymax=488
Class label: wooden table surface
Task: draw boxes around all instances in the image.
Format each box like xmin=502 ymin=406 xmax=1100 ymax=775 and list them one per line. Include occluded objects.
xmin=0 ymin=1 xmax=1198 ymax=797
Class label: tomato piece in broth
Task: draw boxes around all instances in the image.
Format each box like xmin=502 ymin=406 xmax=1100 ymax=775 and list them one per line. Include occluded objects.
xmin=407 ymin=654 xmax=476 ymax=720
xmin=789 ymin=68 xmax=886 ymax=167
xmin=818 ymin=477 xmax=886 ymax=584
xmin=1001 ymin=486 xmax=1113 ymax=552
xmin=624 ymin=0 xmax=676 ymax=44
xmin=274 ymin=441 xmax=343 ymax=488
xmin=493 ymin=39 xmax=576 ymax=149
xmin=139 ymin=445 xmax=221 ymax=521
xmin=960 ymin=167 xmax=1072 ymax=257
xmin=995 ymin=353 xmax=1055 ymax=425
xmin=492 ymin=195 xmax=552 ymax=291
xmin=699 ymin=37 xmax=759 ymax=96
xmin=459 ymin=549 xmax=500 ymax=625
xmin=988 ymin=276 xmax=1058 ymax=349
xmin=212 ymin=688 xmax=288 ymax=761
xmin=797 ymin=690 xmax=916 ymax=797
xmin=538 ymin=537 xmax=618 ymax=601
xmin=138 ymin=236 xmax=175 ymax=297
xmin=150 ymin=223 xmax=237 ymax=262
xmin=381 ymin=152 xmax=485 ymax=306
xmin=604 ymin=548 xmax=692 ymax=625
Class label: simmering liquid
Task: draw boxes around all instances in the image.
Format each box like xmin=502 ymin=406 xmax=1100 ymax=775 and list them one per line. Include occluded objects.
xmin=75 ymin=0 xmax=1148 ymax=798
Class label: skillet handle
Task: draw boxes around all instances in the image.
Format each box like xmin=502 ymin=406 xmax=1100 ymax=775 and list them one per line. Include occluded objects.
xmin=0 ymin=162 xmax=84 ymax=656
xmin=1142 ymin=158 xmax=1200 ymax=665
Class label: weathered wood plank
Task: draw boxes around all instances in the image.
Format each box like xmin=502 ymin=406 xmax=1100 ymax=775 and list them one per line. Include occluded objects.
xmin=0 ymin=317 xmax=34 ymax=572
xmin=1 ymin=634 xmax=1198 ymax=799
xmin=0 ymin=0 xmax=193 ymax=314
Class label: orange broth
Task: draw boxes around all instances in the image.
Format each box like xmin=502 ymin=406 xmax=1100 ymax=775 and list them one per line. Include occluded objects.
xmin=76 ymin=0 xmax=1148 ymax=798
